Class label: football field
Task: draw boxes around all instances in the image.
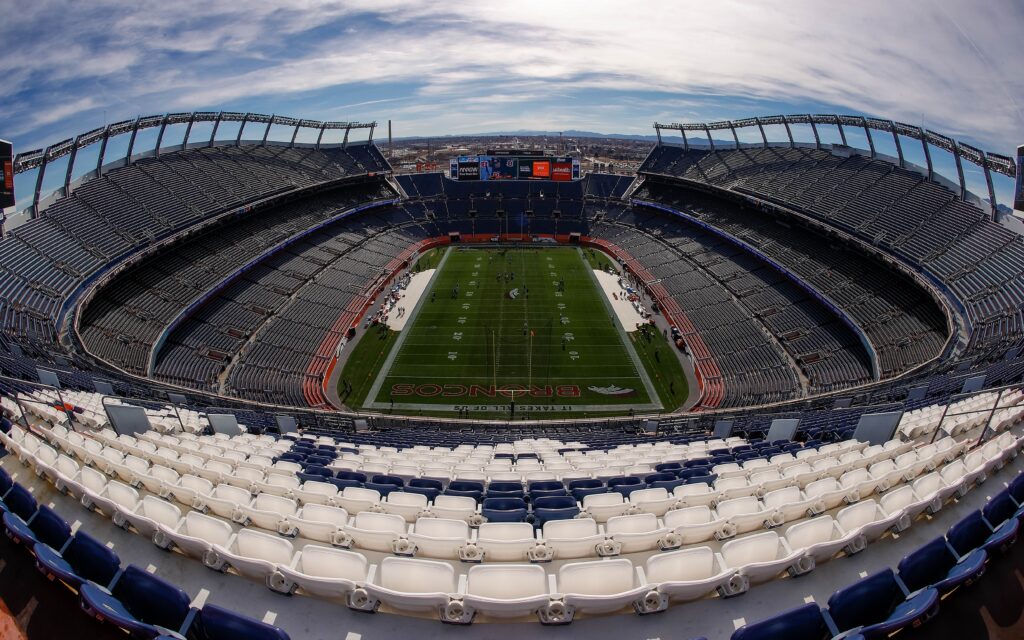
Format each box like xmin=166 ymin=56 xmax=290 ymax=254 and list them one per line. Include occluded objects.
xmin=361 ymin=245 xmax=663 ymax=416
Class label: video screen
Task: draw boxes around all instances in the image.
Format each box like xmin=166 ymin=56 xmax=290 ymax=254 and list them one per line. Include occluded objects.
xmin=451 ymin=154 xmax=579 ymax=181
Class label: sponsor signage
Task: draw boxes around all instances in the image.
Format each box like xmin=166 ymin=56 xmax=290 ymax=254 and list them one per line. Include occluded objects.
xmin=451 ymin=154 xmax=580 ymax=181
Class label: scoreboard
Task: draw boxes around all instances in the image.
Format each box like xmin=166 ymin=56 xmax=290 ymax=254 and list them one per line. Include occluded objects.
xmin=0 ymin=140 xmax=13 ymax=209
xmin=450 ymin=154 xmax=580 ymax=181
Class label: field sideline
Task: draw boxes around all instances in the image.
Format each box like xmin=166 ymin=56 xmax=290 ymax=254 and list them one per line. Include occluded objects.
xmin=358 ymin=245 xmax=665 ymax=416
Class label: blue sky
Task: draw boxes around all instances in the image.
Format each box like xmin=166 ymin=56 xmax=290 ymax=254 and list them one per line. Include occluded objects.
xmin=2 ymin=0 xmax=1023 ymax=203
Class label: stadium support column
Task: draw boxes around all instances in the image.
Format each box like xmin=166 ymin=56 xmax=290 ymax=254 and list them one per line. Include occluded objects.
xmin=808 ymin=119 xmax=821 ymax=150
xmin=889 ymin=121 xmax=904 ymax=168
xmin=125 ymin=117 xmax=142 ymax=163
xmin=919 ymin=131 xmax=934 ymax=181
xmin=290 ymin=123 xmax=301 ymax=147
xmin=262 ymin=116 xmax=275 ymax=146
xmin=316 ymin=124 xmax=327 ymax=151
xmin=754 ymin=118 xmax=768 ymax=147
xmin=63 ymin=135 xmax=81 ymax=198
xmin=235 ymin=114 xmax=250 ymax=147
xmin=703 ymin=125 xmax=714 ymax=151
xmin=342 ymin=125 xmax=351 ymax=149
xmin=729 ymin=123 xmax=740 ymax=148
xmin=980 ymin=150 xmax=998 ymax=220
xmin=96 ymin=126 xmax=111 ymax=176
xmin=953 ymin=145 xmax=967 ymax=200
xmin=181 ymin=114 xmax=196 ymax=152
xmin=654 ymin=124 xmax=662 ymax=145
xmin=31 ymin=153 xmax=47 ymax=219
xmin=680 ymin=129 xmax=689 ymax=151
xmin=781 ymin=116 xmax=794 ymax=148
xmin=154 ymin=114 xmax=168 ymax=155
xmin=209 ymin=112 xmax=223 ymax=147
xmin=861 ymin=117 xmax=876 ymax=158
xmin=835 ymin=116 xmax=848 ymax=146
xmin=368 ymin=122 xmax=376 ymax=143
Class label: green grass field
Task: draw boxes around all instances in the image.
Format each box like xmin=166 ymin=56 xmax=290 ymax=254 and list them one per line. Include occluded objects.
xmin=345 ymin=245 xmax=678 ymax=418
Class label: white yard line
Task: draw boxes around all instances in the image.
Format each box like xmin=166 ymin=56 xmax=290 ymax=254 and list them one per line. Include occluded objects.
xmin=593 ymin=269 xmax=649 ymax=332
xmin=383 ymin=269 xmax=435 ymax=330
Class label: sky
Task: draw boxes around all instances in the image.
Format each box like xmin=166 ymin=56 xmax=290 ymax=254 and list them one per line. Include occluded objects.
xmin=1 ymin=0 xmax=1023 ymax=202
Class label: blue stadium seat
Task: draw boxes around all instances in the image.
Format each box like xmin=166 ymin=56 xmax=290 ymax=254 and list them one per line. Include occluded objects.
xmin=532 ymin=496 xmax=580 ymax=526
xmin=568 ymin=479 xmax=605 ymax=501
xmin=336 ymin=470 xmax=368 ymax=483
xmin=607 ymin=476 xmax=644 ymax=498
xmin=825 ymin=568 xmax=939 ymax=638
xmin=0 ymin=483 xmax=37 ymax=520
xmin=486 ymin=481 xmax=525 ymax=500
xmin=527 ymin=481 xmax=566 ymax=500
xmin=655 ymin=462 xmax=682 ymax=473
xmin=170 ymin=603 xmax=290 ymax=640
xmin=81 ymin=565 xmax=193 ymax=638
xmin=1008 ymin=474 xmax=1024 ymax=504
xmin=327 ymin=478 xmax=362 ymax=491
xmin=481 ymin=497 xmax=528 ymax=523
xmin=982 ymin=490 xmax=1024 ymax=527
xmin=897 ymin=536 xmax=986 ymax=595
xmin=731 ymin=603 xmax=832 ymax=640
xmin=947 ymin=510 xmax=1018 ymax=556
xmin=445 ymin=481 xmax=484 ymax=501
xmin=678 ymin=468 xmax=711 ymax=481
xmin=35 ymin=531 xmax=121 ymax=590
xmin=3 ymin=504 xmax=71 ymax=551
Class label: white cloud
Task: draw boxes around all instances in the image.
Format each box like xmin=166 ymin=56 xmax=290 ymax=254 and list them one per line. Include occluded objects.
xmin=0 ymin=0 xmax=1022 ymax=154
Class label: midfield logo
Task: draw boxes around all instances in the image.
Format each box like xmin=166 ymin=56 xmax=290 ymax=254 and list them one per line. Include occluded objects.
xmin=587 ymin=384 xmax=636 ymax=396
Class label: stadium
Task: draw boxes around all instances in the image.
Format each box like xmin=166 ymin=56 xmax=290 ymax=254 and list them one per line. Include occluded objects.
xmin=2 ymin=6 xmax=1024 ymax=639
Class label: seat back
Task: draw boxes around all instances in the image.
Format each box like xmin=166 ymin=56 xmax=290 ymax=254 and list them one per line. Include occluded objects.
xmin=236 ymin=529 xmax=294 ymax=564
xmin=583 ymin=492 xmax=624 ymax=508
xmin=379 ymin=557 xmax=456 ymax=593
xmin=413 ymin=518 xmax=468 ymax=539
xmin=184 ymin=511 xmax=234 ymax=546
xmin=253 ymin=493 xmax=297 ymax=516
xmin=558 ymin=558 xmax=635 ymax=595
xmin=28 ymin=505 xmax=72 ymax=550
xmin=607 ymin=513 xmax=658 ymax=534
xmin=4 ymin=484 xmax=38 ymax=521
xmin=897 ymin=536 xmax=956 ymax=593
xmin=947 ymin=510 xmax=992 ymax=556
xmin=189 ymin=603 xmax=289 ymax=640
xmin=298 ymin=544 xmax=368 ymax=580
xmin=65 ymin=531 xmax=121 ymax=586
xmin=214 ymin=484 xmax=251 ymax=503
xmin=836 ymin=500 xmax=879 ymax=531
xmin=353 ymin=511 xmax=406 ymax=534
xmin=762 ymin=486 xmax=800 ymax=509
xmin=880 ymin=486 xmax=914 ymax=515
xmin=645 ymin=546 xmax=715 ymax=582
xmin=721 ymin=531 xmax=780 ymax=566
xmin=664 ymin=505 xmax=712 ymax=527
xmin=467 ymin=564 xmax=547 ymax=599
xmin=298 ymin=504 xmax=348 ymax=526
xmin=732 ymin=603 xmax=831 ymax=640
xmin=716 ymin=496 xmax=760 ymax=518
xmin=826 ymin=568 xmax=903 ymax=632
xmin=478 ymin=522 xmax=534 ymax=542
xmin=386 ymin=491 xmax=428 ymax=507
xmin=114 ymin=565 xmax=192 ymax=631
xmin=784 ymin=515 xmax=834 ymax=549
xmin=544 ymin=518 xmax=598 ymax=538
xmin=141 ymin=496 xmax=182 ymax=527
